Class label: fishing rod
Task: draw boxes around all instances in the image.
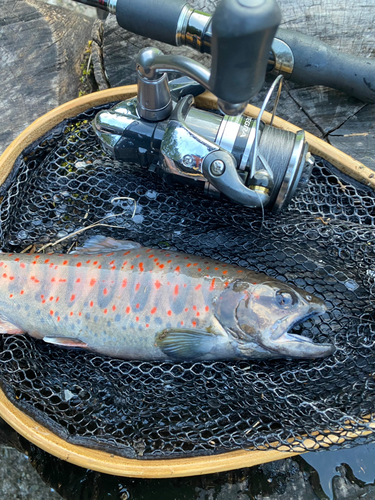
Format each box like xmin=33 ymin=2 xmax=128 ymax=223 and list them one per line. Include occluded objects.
xmin=69 ymin=0 xmax=372 ymax=212
xmin=75 ymin=0 xmax=375 ymax=103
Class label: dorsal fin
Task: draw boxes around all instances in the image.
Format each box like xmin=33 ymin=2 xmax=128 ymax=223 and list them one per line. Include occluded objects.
xmin=72 ymin=235 xmax=142 ymax=255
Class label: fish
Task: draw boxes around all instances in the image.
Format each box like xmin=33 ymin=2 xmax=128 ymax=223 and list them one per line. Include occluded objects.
xmin=0 ymin=236 xmax=334 ymax=361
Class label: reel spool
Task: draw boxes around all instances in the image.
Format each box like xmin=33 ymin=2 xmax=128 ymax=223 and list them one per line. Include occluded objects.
xmin=0 ymin=86 xmax=374 ymax=477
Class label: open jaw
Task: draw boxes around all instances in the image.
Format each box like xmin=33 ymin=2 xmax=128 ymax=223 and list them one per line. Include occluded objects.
xmin=263 ymin=308 xmax=335 ymax=359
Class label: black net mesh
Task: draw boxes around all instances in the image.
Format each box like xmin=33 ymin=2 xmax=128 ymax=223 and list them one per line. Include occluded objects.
xmin=0 ymin=104 xmax=375 ymax=459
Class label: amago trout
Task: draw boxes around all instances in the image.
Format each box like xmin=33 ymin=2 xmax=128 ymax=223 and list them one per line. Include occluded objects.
xmin=0 ymin=236 xmax=334 ymax=360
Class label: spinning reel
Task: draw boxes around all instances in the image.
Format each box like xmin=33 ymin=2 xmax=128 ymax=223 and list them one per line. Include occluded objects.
xmin=90 ymin=0 xmax=314 ymax=211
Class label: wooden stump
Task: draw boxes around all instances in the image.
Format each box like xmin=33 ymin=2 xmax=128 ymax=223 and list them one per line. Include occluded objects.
xmin=0 ymin=0 xmax=95 ymax=156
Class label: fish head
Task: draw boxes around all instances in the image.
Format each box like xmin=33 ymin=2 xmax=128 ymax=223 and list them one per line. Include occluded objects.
xmin=215 ymin=279 xmax=334 ymax=359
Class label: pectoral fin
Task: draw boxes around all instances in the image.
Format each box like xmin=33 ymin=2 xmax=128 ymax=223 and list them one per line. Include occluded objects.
xmin=266 ymin=332 xmax=335 ymax=359
xmin=43 ymin=337 xmax=89 ymax=349
xmin=72 ymin=235 xmax=142 ymax=255
xmin=156 ymin=329 xmax=217 ymax=360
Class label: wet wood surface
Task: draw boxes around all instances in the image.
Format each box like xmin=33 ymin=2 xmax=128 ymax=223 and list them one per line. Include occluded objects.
xmin=0 ymin=0 xmax=95 ymax=156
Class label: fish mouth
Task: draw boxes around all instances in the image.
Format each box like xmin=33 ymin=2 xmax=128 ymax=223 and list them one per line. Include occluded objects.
xmin=264 ymin=304 xmax=334 ymax=359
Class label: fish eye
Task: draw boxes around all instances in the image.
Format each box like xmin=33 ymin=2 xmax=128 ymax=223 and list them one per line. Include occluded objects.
xmin=276 ymin=290 xmax=296 ymax=307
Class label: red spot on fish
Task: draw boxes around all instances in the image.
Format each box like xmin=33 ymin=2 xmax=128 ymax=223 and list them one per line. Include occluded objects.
xmin=70 ymin=294 xmax=76 ymax=301
xmin=154 ymin=280 xmax=161 ymax=290
xmin=126 ymin=306 xmax=131 ymax=314
xmin=104 ymin=309 xmax=108 ymax=314
xmin=198 ymin=268 xmax=201 ymax=272
xmin=112 ymin=305 xmax=116 ymax=311
xmin=76 ymin=278 xmax=81 ymax=283
xmin=79 ymin=312 xmax=82 ymax=317
xmin=146 ymin=324 xmax=149 ymax=328
xmin=49 ymin=264 xmax=54 ymax=268
xmin=59 ymin=279 xmax=66 ymax=283
xmin=193 ymin=305 xmax=197 ymax=311
xmin=136 ymin=303 xmax=140 ymax=309
xmin=205 ymin=306 xmax=209 ymax=312
xmin=49 ymin=296 xmax=54 ymax=301
xmin=148 ymin=254 xmax=154 ymax=258
xmin=35 ymin=255 xmax=40 ymax=259
xmin=175 ymin=266 xmax=180 ymax=273
xmin=237 ymin=270 xmax=243 ymax=273
xmin=123 ymin=251 xmax=131 ymax=256
xmin=167 ymin=310 xmax=172 ymax=316
xmin=9 ymin=276 xmax=14 ymax=281
xmin=130 ymin=265 xmax=134 ymax=270
xmin=93 ymin=261 xmax=98 ymax=265
xmin=111 ymin=266 xmax=116 ymax=271
xmin=159 ymin=264 xmax=165 ymax=269
xmin=57 ymin=317 xmax=61 ymax=322
xmin=44 ymin=259 xmax=49 ymax=264
xmin=174 ymin=285 xmax=179 ymax=296
xmin=14 ymin=258 xmax=20 ymax=262
xmin=103 ymin=288 xmax=108 ymax=295
xmin=135 ymin=254 xmax=140 ymax=258
xmin=0 ymin=263 xmax=3 ymax=266
xmin=51 ymin=278 xmax=56 ymax=284
xmin=184 ymin=284 xmax=187 ymax=288
xmin=55 ymin=297 xmax=60 ymax=303
xmin=223 ymin=270 xmax=228 ymax=275
xmin=9 ymin=294 xmax=13 ymax=298
xmin=90 ymin=301 xmax=94 ymax=308
xmin=90 ymin=279 xmax=96 ymax=287
xmin=167 ymin=260 xmax=172 ymax=264
xmin=193 ymin=263 xmax=198 ymax=267
xmin=206 ymin=267 xmax=209 ymax=270
xmin=135 ymin=283 xmax=140 ymax=291
xmin=42 ymin=300 xmax=46 ymax=304
xmin=209 ymin=278 xmax=216 ymax=291
xmin=214 ymin=267 xmax=219 ymax=271
xmin=20 ymin=263 xmax=25 ymax=269
xmin=50 ymin=310 xmax=54 ymax=316
xmin=195 ymin=284 xmax=202 ymax=291
xmin=224 ymin=281 xmax=229 ymax=287
xmin=32 ymin=261 xmax=37 ymax=265
xmin=63 ymin=260 xmax=68 ymax=265
xmin=122 ymin=279 xmax=127 ymax=288
xmin=153 ymin=258 xmax=158 ymax=263
xmin=192 ymin=320 xmax=197 ymax=327
xmin=196 ymin=312 xmax=200 ymax=317
xmin=86 ymin=260 xmax=91 ymax=264
xmin=185 ymin=308 xmax=188 ymax=312
xmin=98 ymin=265 xmax=102 ymax=270
xmin=110 ymin=260 xmax=115 ymax=265
xmin=2 ymin=273 xmax=7 ymax=278
xmin=184 ymin=257 xmax=189 ymax=260
xmin=186 ymin=263 xmax=191 ymax=268
xmin=139 ymin=262 xmax=144 ymax=272
xmin=151 ymin=307 xmax=157 ymax=314
xmin=107 ymin=252 xmax=114 ymax=257
xmin=180 ymin=321 xmax=184 ymax=326
xmin=136 ymin=316 xmax=139 ymax=322
xmin=70 ymin=312 xmax=74 ymax=316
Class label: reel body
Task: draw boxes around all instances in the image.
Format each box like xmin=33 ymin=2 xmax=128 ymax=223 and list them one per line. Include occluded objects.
xmin=93 ymin=75 xmax=313 ymax=212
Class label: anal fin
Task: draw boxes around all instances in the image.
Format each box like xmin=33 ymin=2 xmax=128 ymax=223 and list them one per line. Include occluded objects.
xmin=43 ymin=337 xmax=89 ymax=349
xmin=156 ymin=329 xmax=217 ymax=361
xmin=0 ymin=318 xmax=24 ymax=335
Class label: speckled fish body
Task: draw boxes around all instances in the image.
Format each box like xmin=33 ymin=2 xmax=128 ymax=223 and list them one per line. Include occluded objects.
xmin=0 ymin=237 xmax=334 ymax=361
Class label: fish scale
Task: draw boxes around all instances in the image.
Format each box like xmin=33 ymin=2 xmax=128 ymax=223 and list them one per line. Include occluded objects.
xmin=0 ymin=236 xmax=335 ymax=361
